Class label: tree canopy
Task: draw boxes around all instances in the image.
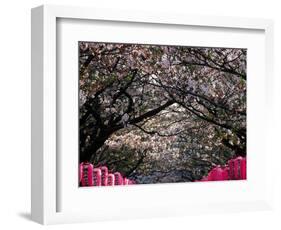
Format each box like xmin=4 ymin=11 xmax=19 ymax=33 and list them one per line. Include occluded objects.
xmin=79 ymin=42 xmax=246 ymax=183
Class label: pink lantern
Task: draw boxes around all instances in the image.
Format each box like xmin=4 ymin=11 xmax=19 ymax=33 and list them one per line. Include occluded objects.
xmin=107 ymin=174 xmax=115 ymax=186
xmin=80 ymin=162 xmax=94 ymax=186
xmin=228 ymin=159 xmax=235 ymax=179
xmin=100 ymin=166 xmax=108 ymax=186
xmin=128 ymin=179 xmax=135 ymax=185
xmin=114 ymin=172 xmax=123 ymax=185
xmin=79 ymin=164 xmax=83 ymax=183
xmin=224 ymin=167 xmax=230 ymax=179
xmin=123 ymin=178 xmax=129 ymax=185
xmin=240 ymin=157 xmax=247 ymax=179
xmin=208 ymin=166 xmax=229 ymax=181
xmin=93 ymin=168 xmax=101 ymax=186
xmin=229 ymin=157 xmax=247 ymax=180
xmin=235 ymin=157 xmax=246 ymax=180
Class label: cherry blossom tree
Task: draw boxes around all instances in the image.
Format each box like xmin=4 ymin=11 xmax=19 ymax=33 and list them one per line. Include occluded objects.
xmin=79 ymin=42 xmax=246 ymax=183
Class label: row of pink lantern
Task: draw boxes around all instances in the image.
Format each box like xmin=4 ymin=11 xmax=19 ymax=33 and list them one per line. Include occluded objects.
xmin=198 ymin=156 xmax=246 ymax=182
xmin=80 ymin=162 xmax=135 ymax=187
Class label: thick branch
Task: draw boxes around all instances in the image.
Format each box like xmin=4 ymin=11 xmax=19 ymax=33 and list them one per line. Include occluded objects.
xmin=130 ymin=100 xmax=175 ymax=124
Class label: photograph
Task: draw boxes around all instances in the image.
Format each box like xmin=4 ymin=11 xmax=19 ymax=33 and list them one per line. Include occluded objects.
xmin=78 ymin=42 xmax=247 ymax=187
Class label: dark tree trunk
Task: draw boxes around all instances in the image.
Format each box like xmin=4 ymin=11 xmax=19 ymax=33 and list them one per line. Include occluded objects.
xmin=79 ymin=100 xmax=175 ymax=163
xmin=80 ymin=137 xmax=107 ymax=162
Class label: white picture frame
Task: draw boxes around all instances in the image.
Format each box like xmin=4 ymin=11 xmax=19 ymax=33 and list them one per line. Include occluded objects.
xmin=31 ymin=4 xmax=274 ymax=225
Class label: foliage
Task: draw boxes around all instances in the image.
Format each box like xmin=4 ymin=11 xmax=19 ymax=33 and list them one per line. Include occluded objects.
xmin=79 ymin=42 xmax=246 ymax=183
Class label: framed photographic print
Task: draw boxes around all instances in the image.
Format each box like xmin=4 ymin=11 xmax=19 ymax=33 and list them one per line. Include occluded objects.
xmin=31 ymin=5 xmax=274 ymax=225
